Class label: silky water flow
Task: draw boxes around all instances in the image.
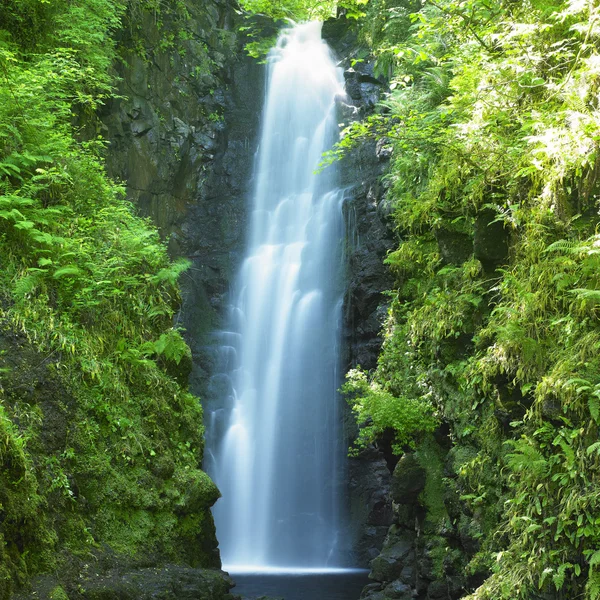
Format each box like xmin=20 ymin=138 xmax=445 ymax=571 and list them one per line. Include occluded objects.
xmin=206 ymin=21 xmax=350 ymax=572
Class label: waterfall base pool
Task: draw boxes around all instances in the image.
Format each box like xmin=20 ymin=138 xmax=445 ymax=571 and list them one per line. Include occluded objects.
xmin=229 ymin=570 xmax=370 ymax=600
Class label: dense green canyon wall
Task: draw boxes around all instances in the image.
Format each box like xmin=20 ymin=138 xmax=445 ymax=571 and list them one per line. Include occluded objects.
xmin=0 ymin=0 xmax=249 ymax=597
xmin=339 ymin=1 xmax=600 ymax=600
xmin=5 ymin=1 xmax=600 ymax=600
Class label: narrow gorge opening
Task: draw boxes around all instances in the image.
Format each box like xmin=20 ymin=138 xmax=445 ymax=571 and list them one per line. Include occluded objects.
xmin=205 ymin=21 xmax=352 ymax=574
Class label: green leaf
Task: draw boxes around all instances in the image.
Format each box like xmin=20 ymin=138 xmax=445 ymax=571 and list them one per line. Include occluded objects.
xmin=590 ymin=395 xmax=600 ymax=424
xmin=13 ymin=220 xmax=35 ymax=230
xmin=53 ymin=266 xmax=82 ymax=279
xmin=586 ymin=441 xmax=600 ymax=456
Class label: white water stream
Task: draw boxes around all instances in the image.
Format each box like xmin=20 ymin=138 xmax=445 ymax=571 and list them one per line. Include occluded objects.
xmin=207 ymin=21 xmax=346 ymax=571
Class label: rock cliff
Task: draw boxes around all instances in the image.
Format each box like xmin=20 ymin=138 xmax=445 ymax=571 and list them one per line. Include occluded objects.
xmin=323 ymin=18 xmax=398 ymax=567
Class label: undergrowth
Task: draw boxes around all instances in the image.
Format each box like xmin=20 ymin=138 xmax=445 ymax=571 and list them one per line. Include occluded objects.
xmin=0 ymin=0 xmax=219 ymax=595
xmin=342 ymin=0 xmax=600 ymax=598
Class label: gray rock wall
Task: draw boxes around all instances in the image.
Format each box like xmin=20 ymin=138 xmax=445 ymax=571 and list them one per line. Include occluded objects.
xmin=102 ymin=0 xmax=264 ymax=402
xmin=323 ymin=18 xmax=398 ymax=567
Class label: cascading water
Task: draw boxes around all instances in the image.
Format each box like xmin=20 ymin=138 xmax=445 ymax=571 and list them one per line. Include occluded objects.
xmin=207 ymin=21 xmax=347 ymax=571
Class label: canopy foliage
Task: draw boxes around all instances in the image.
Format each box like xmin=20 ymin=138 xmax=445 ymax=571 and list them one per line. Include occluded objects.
xmin=237 ymin=0 xmax=369 ymax=21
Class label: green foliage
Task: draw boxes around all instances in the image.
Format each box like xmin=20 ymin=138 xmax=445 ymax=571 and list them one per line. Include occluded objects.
xmin=342 ymin=0 xmax=600 ymax=598
xmin=50 ymin=586 xmax=70 ymax=600
xmin=237 ymin=0 xmax=369 ymax=22
xmin=141 ymin=327 xmax=192 ymax=365
xmin=238 ymin=0 xmax=335 ymax=21
xmin=236 ymin=0 xmax=369 ymax=58
xmin=342 ymin=367 xmax=437 ymax=454
xmin=0 ymin=0 xmax=217 ymax=591
xmin=0 ymin=402 xmax=55 ymax=598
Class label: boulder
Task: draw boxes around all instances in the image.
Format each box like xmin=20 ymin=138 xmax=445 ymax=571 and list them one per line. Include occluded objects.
xmin=383 ymin=580 xmax=413 ymax=599
xmin=435 ymin=228 xmax=472 ymax=265
xmin=391 ymin=454 xmax=426 ymax=505
xmin=426 ymin=580 xmax=449 ymax=600
xmin=361 ymin=582 xmax=384 ymax=598
xmin=370 ymin=537 xmax=413 ymax=582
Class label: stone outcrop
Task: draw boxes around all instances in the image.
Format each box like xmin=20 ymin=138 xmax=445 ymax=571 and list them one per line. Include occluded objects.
xmin=15 ymin=567 xmax=234 ymax=600
xmin=102 ymin=0 xmax=264 ymax=406
xmin=74 ymin=566 xmax=235 ymax=600
xmin=323 ymin=17 xmax=397 ymax=567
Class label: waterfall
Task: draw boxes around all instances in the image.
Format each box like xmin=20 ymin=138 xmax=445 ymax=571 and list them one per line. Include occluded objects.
xmin=208 ymin=21 xmax=346 ymax=571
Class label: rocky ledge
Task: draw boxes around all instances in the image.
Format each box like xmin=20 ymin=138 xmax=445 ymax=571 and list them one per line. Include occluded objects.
xmin=16 ymin=566 xmax=235 ymax=600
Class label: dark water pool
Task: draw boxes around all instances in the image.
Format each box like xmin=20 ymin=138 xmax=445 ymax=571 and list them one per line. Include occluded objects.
xmin=228 ymin=570 xmax=370 ymax=600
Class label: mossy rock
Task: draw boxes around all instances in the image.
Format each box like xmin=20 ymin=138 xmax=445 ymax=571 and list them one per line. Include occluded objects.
xmin=174 ymin=469 xmax=220 ymax=513
xmin=435 ymin=227 xmax=472 ymax=265
xmin=370 ymin=536 xmax=414 ymax=583
xmin=78 ymin=566 xmax=233 ymax=600
xmin=445 ymin=445 xmax=479 ymax=477
xmin=390 ymin=453 xmax=426 ymax=505
xmin=473 ymin=208 xmax=509 ymax=267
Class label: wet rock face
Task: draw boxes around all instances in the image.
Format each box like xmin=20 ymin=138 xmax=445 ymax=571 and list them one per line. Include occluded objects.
xmin=344 ymin=67 xmax=385 ymax=109
xmin=323 ymin=18 xmax=397 ymax=567
xmin=103 ymin=1 xmax=264 ymax=401
xmin=180 ymin=50 xmax=264 ymax=406
xmin=324 ymin=16 xmax=395 ymax=378
xmin=346 ymin=447 xmax=394 ymax=564
xmin=341 ymin=153 xmax=395 ymax=370
xmin=364 ymin=464 xmax=423 ymax=600
xmin=324 ymin=18 xmax=395 ymax=381
xmin=370 ymin=535 xmax=414 ymax=583
xmin=103 ymin=0 xmax=237 ymax=250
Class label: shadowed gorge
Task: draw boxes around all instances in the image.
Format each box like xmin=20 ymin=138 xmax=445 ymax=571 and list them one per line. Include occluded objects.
xmin=2 ymin=0 xmax=600 ymax=599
